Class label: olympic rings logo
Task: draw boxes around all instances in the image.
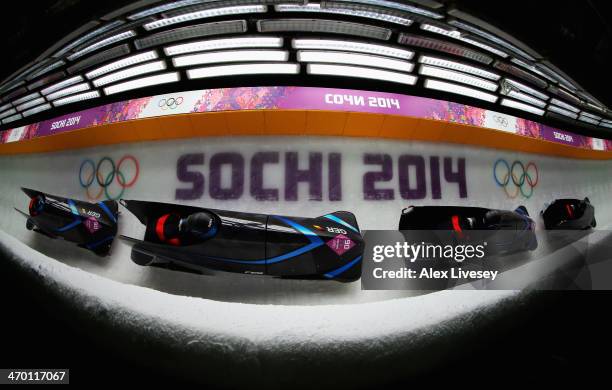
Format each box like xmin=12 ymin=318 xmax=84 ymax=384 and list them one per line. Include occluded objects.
xmin=493 ymin=159 xmax=539 ymax=199
xmin=493 ymin=115 xmax=509 ymax=128
xmin=78 ymin=155 xmax=140 ymax=201
xmin=158 ymin=96 xmax=184 ymax=110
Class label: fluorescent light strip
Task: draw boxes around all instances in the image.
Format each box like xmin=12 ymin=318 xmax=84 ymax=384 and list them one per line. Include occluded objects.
xmin=554 ymin=87 xmax=581 ymax=105
xmin=420 ymin=23 xmax=509 ymax=58
xmin=423 ymin=78 xmax=497 ymax=103
xmin=187 ymin=63 xmax=300 ymax=79
xmin=457 ymin=36 xmax=508 ymax=58
xmin=22 ymin=103 xmax=52 ymax=117
xmin=258 ymin=19 xmax=391 ymax=40
xmin=2 ymin=113 xmax=21 ymax=124
xmin=68 ymin=31 xmax=136 ymax=61
xmin=26 ymin=60 xmax=65 ymax=80
xmin=420 ymin=23 xmax=461 ymax=38
xmin=2 ymin=87 xmax=28 ymax=102
xmin=46 ymin=82 xmax=91 ymax=101
xmin=448 ymin=19 xmax=535 ymax=61
xmin=0 ymin=108 xmax=16 ymax=119
xmin=26 ymin=71 xmax=65 ymax=91
xmin=398 ymin=34 xmax=492 ymax=64
xmin=144 ymin=5 xmax=267 ymax=31
xmin=0 ymin=81 xmax=25 ymax=96
xmin=128 ymin=0 xmax=206 ymax=20
xmin=136 ymin=20 xmax=247 ymax=50
xmin=550 ymin=98 xmax=579 ymax=113
xmin=578 ymin=115 xmax=599 ymax=125
xmin=103 ymin=72 xmax=180 ymax=95
xmin=494 ymin=61 xmax=547 ymax=89
xmin=67 ymin=44 xmax=131 ymax=75
xmin=537 ymin=64 xmax=578 ymax=92
xmin=53 ymin=20 xmax=125 ymax=58
xmin=16 ymin=97 xmax=46 ymax=112
xmin=298 ymin=50 xmax=413 ymax=72
xmin=580 ymin=112 xmax=602 ymax=121
xmin=174 ymin=50 xmax=288 ymax=67
xmin=0 ymin=103 xmax=12 ymax=112
xmin=510 ymin=58 xmax=556 ymax=83
xmin=292 ymin=39 xmax=413 ymax=59
xmin=503 ymin=78 xmax=548 ymax=100
xmin=86 ymin=51 xmax=158 ymax=79
xmin=587 ymin=102 xmax=605 ymax=113
xmin=6 ymin=60 xmax=38 ymax=81
xmin=93 ymin=61 xmax=167 ymax=87
xmin=275 ymin=3 xmax=412 ymax=25
xmin=504 ymin=90 xmax=546 ymax=108
xmin=577 ymin=91 xmax=600 ymax=106
xmin=418 ymin=65 xmax=497 ymax=91
xmin=165 ymin=36 xmax=283 ymax=56
xmin=330 ymin=0 xmax=443 ymax=19
xmin=12 ymin=92 xmax=41 ymax=106
xmin=307 ymin=63 xmax=417 ymax=85
xmin=501 ymin=98 xmax=544 ymax=116
xmin=600 ymin=122 xmax=612 ymax=129
xmin=418 ymin=55 xmax=499 ymax=80
xmin=41 ymin=76 xmax=84 ymax=96
xmin=547 ymin=105 xmax=578 ymax=119
xmin=53 ymin=91 xmax=101 ymax=107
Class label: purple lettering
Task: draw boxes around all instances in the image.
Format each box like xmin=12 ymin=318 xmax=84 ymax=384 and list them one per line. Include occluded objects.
xmin=285 ymin=152 xmax=323 ymax=201
xmin=444 ymin=157 xmax=467 ymax=198
xmin=430 ymin=156 xmax=441 ymax=199
xmin=398 ymin=155 xmax=426 ymax=200
xmin=209 ymin=152 xmax=244 ymax=200
xmin=363 ymin=154 xmax=394 ymax=200
xmin=328 ymin=153 xmax=342 ymax=201
xmin=175 ymin=153 xmax=204 ymax=200
xmin=251 ymin=152 xmax=279 ymax=201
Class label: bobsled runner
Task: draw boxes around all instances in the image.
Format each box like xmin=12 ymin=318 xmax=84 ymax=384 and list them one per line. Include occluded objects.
xmin=120 ymin=200 xmax=364 ymax=282
xmin=15 ymin=188 xmax=118 ymax=256
xmin=541 ymin=197 xmax=596 ymax=230
xmin=399 ymin=205 xmax=538 ymax=254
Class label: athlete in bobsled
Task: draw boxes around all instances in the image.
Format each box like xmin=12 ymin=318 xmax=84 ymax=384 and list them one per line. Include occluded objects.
xmin=541 ymin=198 xmax=596 ymax=230
xmin=399 ymin=205 xmax=538 ymax=254
xmin=120 ymin=200 xmax=364 ymax=282
xmin=15 ymin=188 xmax=118 ymax=256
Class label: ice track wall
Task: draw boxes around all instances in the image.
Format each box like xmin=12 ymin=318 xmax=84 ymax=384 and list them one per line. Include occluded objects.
xmin=2 ymin=135 xmax=612 ymax=386
xmin=1 ymin=136 xmax=611 ymax=304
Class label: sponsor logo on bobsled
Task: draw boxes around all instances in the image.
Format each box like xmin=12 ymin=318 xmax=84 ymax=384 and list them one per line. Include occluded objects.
xmin=327 ymin=233 xmax=355 ymax=256
xmin=84 ymin=217 xmax=101 ymax=234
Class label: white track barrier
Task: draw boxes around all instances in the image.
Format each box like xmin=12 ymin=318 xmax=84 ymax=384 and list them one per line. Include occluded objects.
xmin=1 ymin=136 xmax=611 ymax=385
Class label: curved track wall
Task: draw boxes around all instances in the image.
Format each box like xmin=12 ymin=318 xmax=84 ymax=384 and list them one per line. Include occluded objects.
xmin=1 ymin=132 xmax=611 ymax=304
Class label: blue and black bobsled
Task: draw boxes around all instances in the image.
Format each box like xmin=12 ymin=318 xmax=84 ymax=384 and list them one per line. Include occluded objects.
xmin=16 ymin=187 xmax=118 ymax=256
xmin=120 ymin=200 xmax=364 ymax=282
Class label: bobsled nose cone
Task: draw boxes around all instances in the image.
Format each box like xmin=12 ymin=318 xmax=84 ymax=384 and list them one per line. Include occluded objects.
xmin=21 ymin=187 xmax=40 ymax=199
xmin=119 ymin=199 xmax=139 ymax=216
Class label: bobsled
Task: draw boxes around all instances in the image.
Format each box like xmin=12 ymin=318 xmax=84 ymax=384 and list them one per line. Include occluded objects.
xmin=120 ymin=200 xmax=364 ymax=282
xmin=399 ymin=205 xmax=538 ymax=254
xmin=15 ymin=188 xmax=118 ymax=256
xmin=541 ymin=198 xmax=596 ymax=230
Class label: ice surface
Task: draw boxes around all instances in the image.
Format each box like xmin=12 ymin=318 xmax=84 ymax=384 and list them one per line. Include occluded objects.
xmin=1 ymin=136 xmax=611 ymax=385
